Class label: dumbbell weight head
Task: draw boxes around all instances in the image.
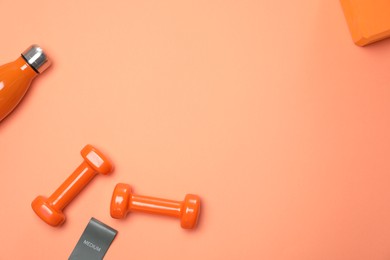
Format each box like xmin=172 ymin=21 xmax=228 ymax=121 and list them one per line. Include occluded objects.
xmin=81 ymin=144 xmax=113 ymax=175
xmin=31 ymin=195 xmax=66 ymax=226
xmin=110 ymin=183 xmax=131 ymax=219
xmin=180 ymin=194 xmax=200 ymax=229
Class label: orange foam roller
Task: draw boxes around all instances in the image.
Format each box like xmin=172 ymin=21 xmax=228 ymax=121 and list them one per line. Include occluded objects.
xmin=110 ymin=183 xmax=201 ymax=229
xmin=340 ymin=0 xmax=390 ymax=46
xmin=32 ymin=145 xmax=114 ymax=227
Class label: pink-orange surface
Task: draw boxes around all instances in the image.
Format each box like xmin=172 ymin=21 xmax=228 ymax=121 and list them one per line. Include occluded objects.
xmin=1 ymin=0 xmax=390 ymax=259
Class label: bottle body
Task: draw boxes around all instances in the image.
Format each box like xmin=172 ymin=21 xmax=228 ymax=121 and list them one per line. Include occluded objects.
xmin=0 ymin=45 xmax=50 ymax=122
xmin=0 ymin=57 xmax=37 ymax=121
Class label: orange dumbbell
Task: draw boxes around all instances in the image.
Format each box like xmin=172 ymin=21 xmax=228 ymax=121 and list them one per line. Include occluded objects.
xmin=110 ymin=183 xmax=201 ymax=229
xmin=32 ymin=145 xmax=113 ymax=227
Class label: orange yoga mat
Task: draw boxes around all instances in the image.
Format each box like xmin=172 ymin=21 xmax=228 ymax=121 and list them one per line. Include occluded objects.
xmin=340 ymin=0 xmax=390 ymax=46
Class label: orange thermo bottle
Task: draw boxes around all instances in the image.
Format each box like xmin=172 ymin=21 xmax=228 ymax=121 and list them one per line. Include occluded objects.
xmin=0 ymin=45 xmax=50 ymax=121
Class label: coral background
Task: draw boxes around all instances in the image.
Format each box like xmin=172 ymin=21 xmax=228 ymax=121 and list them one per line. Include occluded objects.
xmin=1 ymin=0 xmax=390 ymax=259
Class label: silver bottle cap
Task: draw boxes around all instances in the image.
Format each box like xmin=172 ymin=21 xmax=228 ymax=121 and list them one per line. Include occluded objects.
xmin=21 ymin=45 xmax=51 ymax=73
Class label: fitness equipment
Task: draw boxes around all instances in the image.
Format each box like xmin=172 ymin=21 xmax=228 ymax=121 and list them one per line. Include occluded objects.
xmin=110 ymin=183 xmax=200 ymax=229
xmin=340 ymin=0 xmax=390 ymax=46
xmin=32 ymin=145 xmax=113 ymax=227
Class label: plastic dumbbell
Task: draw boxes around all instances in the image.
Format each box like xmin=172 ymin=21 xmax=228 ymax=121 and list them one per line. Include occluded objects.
xmin=32 ymin=145 xmax=113 ymax=226
xmin=110 ymin=183 xmax=201 ymax=229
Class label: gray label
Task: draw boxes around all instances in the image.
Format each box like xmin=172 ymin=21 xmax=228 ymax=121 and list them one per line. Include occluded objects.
xmin=83 ymin=240 xmax=102 ymax=252
xmin=69 ymin=218 xmax=117 ymax=260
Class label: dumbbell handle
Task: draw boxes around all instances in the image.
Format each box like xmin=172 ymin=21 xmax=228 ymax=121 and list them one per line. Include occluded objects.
xmin=128 ymin=194 xmax=183 ymax=218
xmin=48 ymin=162 xmax=97 ymax=211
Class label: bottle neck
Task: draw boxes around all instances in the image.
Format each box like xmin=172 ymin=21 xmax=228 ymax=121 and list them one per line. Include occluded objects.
xmin=15 ymin=56 xmax=38 ymax=79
